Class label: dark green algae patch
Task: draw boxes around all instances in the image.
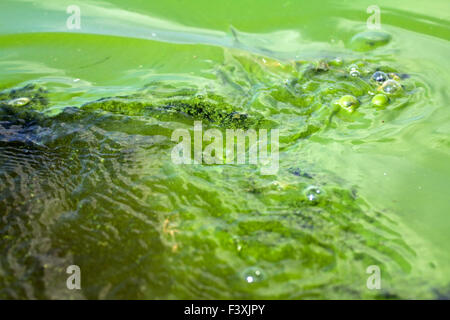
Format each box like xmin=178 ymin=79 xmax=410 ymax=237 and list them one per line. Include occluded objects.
xmin=81 ymin=94 xmax=262 ymax=130
xmin=0 ymin=54 xmax=445 ymax=299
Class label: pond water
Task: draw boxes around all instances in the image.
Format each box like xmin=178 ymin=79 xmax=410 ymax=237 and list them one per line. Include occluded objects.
xmin=0 ymin=0 xmax=449 ymax=299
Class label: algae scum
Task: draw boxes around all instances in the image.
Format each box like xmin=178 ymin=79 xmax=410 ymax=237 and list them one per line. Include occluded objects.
xmin=1 ymin=0 xmax=450 ymax=299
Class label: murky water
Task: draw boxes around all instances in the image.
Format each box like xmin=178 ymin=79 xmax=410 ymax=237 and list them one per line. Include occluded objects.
xmin=0 ymin=0 xmax=449 ymax=299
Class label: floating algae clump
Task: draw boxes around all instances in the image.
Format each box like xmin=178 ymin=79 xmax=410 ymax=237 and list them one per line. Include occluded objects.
xmin=82 ymin=93 xmax=261 ymax=129
xmin=3 ymin=54 xmax=416 ymax=137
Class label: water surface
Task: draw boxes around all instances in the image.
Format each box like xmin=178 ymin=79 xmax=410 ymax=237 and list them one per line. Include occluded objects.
xmin=0 ymin=0 xmax=449 ymax=299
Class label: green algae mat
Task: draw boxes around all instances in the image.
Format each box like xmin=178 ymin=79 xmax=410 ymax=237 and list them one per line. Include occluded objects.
xmin=0 ymin=0 xmax=449 ymax=299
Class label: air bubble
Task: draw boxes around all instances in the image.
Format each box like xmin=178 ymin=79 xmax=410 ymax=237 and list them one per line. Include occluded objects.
xmin=338 ymin=95 xmax=359 ymax=112
xmin=8 ymin=97 xmax=30 ymax=107
xmin=381 ymin=79 xmax=402 ymax=95
xmin=349 ymin=69 xmax=360 ymax=77
xmin=349 ymin=31 xmax=391 ymax=52
xmin=372 ymin=71 xmax=388 ymax=83
xmin=304 ymin=185 xmax=324 ymax=203
xmin=243 ymin=267 xmax=265 ymax=284
xmin=348 ymin=64 xmax=361 ymax=77
xmin=372 ymin=94 xmax=389 ymax=106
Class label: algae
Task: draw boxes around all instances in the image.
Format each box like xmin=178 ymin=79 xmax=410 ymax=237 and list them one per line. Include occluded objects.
xmin=0 ymin=52 xmax=443 ymax=300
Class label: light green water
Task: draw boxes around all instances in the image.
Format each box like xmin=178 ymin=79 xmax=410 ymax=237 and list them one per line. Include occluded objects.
xmin=0 ymin=0 xmax=449 ymax=299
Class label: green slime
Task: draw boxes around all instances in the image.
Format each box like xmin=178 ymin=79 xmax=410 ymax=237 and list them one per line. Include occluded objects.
xmin=0 ymin=52 xmax=447 ymax=299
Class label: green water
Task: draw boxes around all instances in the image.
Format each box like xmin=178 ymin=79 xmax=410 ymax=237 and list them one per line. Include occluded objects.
xmin=0 ymin=0 xmax=449 ymax=299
